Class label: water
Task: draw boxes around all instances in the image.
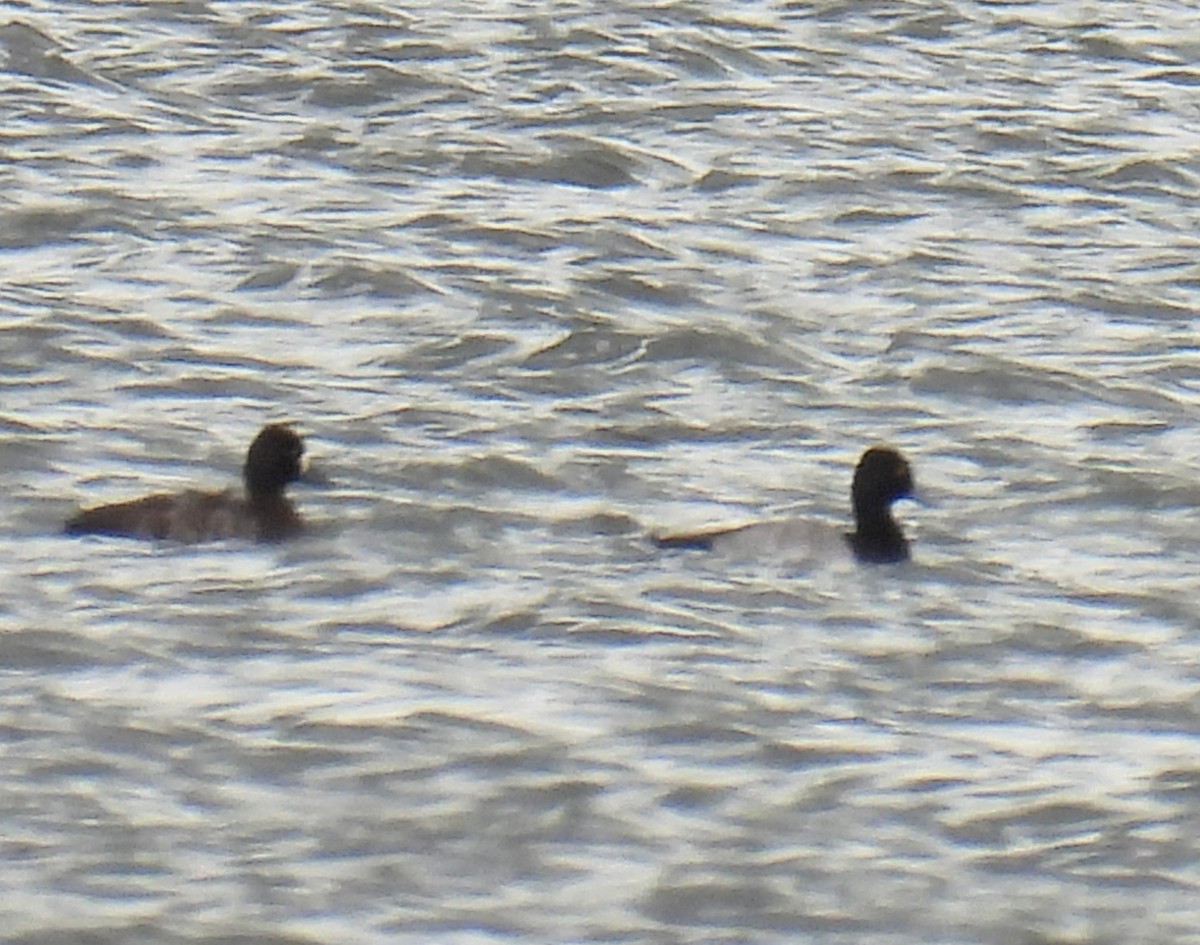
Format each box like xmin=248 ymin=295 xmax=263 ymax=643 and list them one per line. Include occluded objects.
xmin=3 ymin=1 xmax=1200 ymax=942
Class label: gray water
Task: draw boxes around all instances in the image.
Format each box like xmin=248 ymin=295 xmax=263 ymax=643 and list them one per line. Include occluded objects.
xmin=3 ymin=2 xmax=1200 ymax=943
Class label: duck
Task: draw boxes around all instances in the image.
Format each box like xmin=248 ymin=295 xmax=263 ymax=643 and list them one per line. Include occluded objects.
xmin=65 ymin=424 xmax=307 ymax=543
xmin=655 ymin=446 xmax=916 ymax=564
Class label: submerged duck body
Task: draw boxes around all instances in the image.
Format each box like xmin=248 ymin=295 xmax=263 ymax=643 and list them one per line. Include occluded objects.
xmin=655 ymin=446 xmax=916 ymax=564
xmin=65 ymin=424 xmax=306 ymax=543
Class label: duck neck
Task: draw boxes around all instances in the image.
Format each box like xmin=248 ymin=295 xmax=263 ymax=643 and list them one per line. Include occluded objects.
xmin=244 ymin=478 xmax=287 ymax=507
xmin=852 ymin=500 xmax=908 ymax=562
xmin=244 ymin=485 xmax=298 ymax=541
xmin=855 ymin=501 xmax=900 ymax=538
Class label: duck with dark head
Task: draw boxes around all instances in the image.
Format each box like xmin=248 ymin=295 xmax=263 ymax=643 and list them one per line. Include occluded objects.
xmin=65 ymin=424 xmax=308 ymax=543
xmin=655 ymin=445 xmax=917 ymax=564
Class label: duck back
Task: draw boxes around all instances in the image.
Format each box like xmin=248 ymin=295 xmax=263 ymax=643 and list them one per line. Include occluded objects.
xmin=65 ymin=488 xmax=301 ymax=543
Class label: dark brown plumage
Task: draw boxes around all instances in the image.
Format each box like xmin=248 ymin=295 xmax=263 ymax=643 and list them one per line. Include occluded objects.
xmin=844 ymin=446 xmax=914 ymax=563
xmin=65 ymin=424 xmax=306 ymax=543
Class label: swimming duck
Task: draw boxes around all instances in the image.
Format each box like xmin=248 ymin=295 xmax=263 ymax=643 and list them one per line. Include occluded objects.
xmin=65 ymin=424 xmax=307 ymax=543
xmin=655 ymin=446 xmax=916 ymax=563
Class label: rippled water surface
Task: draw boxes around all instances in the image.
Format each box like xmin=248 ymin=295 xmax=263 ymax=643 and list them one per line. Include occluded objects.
xmin=4 ymin=2 xmax=1200 ymax=942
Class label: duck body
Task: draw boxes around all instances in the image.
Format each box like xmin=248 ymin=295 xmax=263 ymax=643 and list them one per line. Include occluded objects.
xmin=65 ymin=424 xmax=306 ymax=543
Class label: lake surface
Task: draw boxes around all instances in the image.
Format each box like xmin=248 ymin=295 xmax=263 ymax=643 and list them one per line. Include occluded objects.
xmin=3 ymin=2 xmax=1200 ymax=942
